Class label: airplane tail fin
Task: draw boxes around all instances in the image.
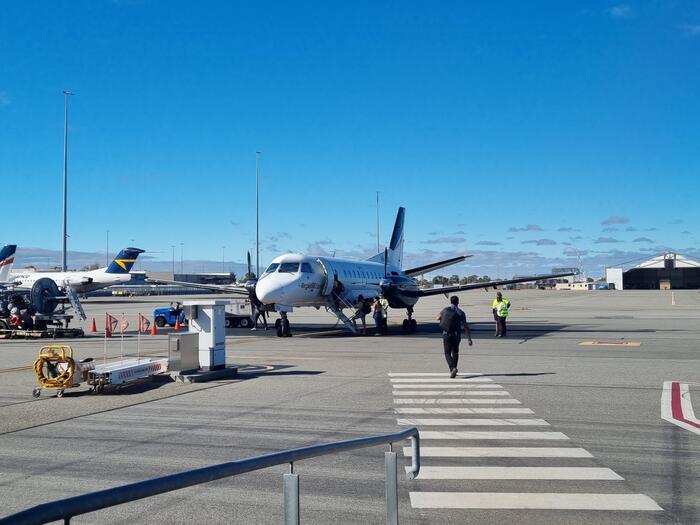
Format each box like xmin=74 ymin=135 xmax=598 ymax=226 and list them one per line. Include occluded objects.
xmin=367 ymin=207 xmax=405 ymax=269
xmin=0 ymin=245 xmax=17 ymax=282
xmin=105 ymin=247 xmax=145 ymax=274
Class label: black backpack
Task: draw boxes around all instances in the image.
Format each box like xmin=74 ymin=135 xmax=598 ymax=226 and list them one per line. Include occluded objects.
xmin=439 ymin=307 xmax=462 ymax=333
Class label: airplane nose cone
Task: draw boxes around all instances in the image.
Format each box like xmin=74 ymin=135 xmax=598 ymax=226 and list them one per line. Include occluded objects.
xmin=255 ymin=278 xmax=283 ymax=304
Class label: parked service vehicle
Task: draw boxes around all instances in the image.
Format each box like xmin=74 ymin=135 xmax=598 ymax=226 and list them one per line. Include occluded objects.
xmin=153 ymin=303 xmax=186 ymax=328
xmin=224 ymin=298 xmax=253 ymax=328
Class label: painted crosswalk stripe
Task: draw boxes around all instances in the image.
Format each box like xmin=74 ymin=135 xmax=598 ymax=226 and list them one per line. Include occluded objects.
xmin=420 ymin=431 xmax=569 ymax=440
xmin=407 ymin=466 xmax=622 ymax=480
xmin=392 ymin=384 xmax=502 ymax=389
xmin=393 ymin=390 xmax=510 ymax=396
xmin=409 ymin=492 xmax=662 ymax=510
xmin=397 ymin=417 xmax=549 ymax=427
xmin=394 ymin=398 xmax=521 ymax=404
xmin=403 ymin=446 xmax=592 ymax=458
xmin=391 ymin=377 xmax=493 ymax=383
xmin=388 ymin=372 xmax=483 ymax=377
xmin=395 ymin=407 xmax=533 ymax=414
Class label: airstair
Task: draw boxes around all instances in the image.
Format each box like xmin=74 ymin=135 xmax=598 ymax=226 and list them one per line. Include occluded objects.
xmin=327 ymin=291 xmax=358 ymax=334
xmin=316 ymin=257 xmax=359 ymax=334
xmin=64 ymin=284 xmax=87 ymax=321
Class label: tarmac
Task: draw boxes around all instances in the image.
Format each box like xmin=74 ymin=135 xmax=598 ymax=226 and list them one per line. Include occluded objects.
xmin=0 ymin=289 xmax=698 ymax=524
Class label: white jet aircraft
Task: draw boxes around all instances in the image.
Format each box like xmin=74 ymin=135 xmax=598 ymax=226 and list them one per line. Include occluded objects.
xmin=11 ymin=247 xmax=145 ymax=294
xmin=148 ymin=208 xmax=573 ymax=334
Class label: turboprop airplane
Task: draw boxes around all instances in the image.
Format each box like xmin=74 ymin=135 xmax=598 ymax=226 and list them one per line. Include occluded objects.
xmin=148 ymin=208 xmax=574 ymax=334
xmin=11 ymin=247 xmax=145 ymax=294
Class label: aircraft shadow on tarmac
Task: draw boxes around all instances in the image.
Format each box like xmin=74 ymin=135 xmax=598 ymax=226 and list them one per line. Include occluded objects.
xmin=275 ymin=321 xmax=570 ymax=340
xmin=266 ymin=319 xmax=663 ymax=340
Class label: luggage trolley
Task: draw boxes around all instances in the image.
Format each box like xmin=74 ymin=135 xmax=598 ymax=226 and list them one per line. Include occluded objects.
xmin=87 ymin=357 xmax=169 ymax=394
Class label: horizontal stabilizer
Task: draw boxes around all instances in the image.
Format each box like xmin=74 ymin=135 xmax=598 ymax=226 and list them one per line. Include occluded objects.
xmin=404 ymin=255 xmax=470 ymax=277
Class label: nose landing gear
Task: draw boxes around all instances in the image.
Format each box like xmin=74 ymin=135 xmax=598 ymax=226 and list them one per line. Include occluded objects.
xmin=402 ymin=307 xmax=417 ymax=334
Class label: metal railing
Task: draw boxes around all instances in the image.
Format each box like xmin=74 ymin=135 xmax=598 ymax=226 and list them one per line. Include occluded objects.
xmin=0 ymin=427 xmax=420 ymax=525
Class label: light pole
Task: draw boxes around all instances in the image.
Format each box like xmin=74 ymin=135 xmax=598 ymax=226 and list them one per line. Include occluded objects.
xmin=62 ymin=90 xmax=74 ymax=272
xmin=180 ymin=243 xmax=184 ymax=274
xmin=106 ymin=229 xmax=109 ymax=266
xmin=171 ymin=245 xmax=175 ymax=275
xmin=222 ymin=246 xmax=226 ymax=273
xmin=376 ymin=191 xmax=380 ymax=254
xmin=256 ymin=151 xmax=261 ymax=278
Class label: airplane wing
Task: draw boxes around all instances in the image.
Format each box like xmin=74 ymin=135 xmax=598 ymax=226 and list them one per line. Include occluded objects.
xmin=404 ymin=256 xmax=471 ymax=277
xmin=414 ymin=272 xmax=576 ymax=297
xmin=146 ymin=278 xmax=250 ymax=296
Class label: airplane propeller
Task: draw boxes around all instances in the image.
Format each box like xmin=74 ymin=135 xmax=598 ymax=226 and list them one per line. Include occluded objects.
xmin=244 ymin=251 xmax=257 ymax=296
xmin=379 ymin=247 xmax=397 ymax=299
xmin=384 ymin=247 xmax=388 ymax=279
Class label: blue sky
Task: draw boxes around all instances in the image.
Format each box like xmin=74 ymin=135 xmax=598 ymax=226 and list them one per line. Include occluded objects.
xmin=1 ymin=1 xmax=699 ymax=276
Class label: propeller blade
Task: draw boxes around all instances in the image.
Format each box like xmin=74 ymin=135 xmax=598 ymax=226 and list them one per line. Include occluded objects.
xmin=384 ymin=247 xmax=388 ymax=278
xmin=247 ymin=251 xmax=252 ymax=278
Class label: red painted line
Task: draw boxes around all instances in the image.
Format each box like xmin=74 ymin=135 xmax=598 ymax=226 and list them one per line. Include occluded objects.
xmin=670 ymin=382 xmax=700 ymax=430
xmin=0 ymin=257 xmax=14 ymax=267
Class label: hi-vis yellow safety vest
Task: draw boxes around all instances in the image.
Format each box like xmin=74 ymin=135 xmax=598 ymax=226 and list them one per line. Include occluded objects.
xmin=492 ymin=298 xmax=510 ymax=317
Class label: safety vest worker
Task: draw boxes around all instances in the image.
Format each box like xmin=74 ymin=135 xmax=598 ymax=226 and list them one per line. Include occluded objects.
xmin=492 ymin=292 xmax=511 ymax=338
xmin=492 ymin=294 xmax=510 ymax=317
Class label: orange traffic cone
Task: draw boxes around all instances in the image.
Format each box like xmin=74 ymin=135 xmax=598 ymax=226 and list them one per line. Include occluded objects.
xmin=174 ymin=317 xmax=181 ymax=331
xmin=90 ymin=318 xmax=97 ymax=333
xmin=151 ymin=322 xmax=157 ymax=336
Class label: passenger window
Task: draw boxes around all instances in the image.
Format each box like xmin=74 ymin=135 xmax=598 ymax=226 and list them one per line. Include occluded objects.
xmin=278 ymin=262 xmax=300 ymax=273
xmin=301 ymin=263 xmax=313 ymax=273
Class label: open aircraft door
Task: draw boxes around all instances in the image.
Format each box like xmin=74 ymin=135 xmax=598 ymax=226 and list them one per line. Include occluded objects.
xmin=316 ymin=257 xmax=337 ymax=297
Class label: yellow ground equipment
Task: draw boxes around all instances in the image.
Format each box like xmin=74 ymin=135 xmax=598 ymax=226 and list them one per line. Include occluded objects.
xmin=32 ymin=345 xmax=94 ymax=398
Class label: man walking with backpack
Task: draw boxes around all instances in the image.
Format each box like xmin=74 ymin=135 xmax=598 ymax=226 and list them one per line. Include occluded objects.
xmin=437 ymin=295 xmax=472 ymax=378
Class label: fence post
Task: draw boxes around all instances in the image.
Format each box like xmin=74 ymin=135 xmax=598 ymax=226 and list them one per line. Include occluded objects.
xmin=284 ymin=464 xmax=300 ymax=525
xmin=385 ymin=450 xmax=398 ymax=525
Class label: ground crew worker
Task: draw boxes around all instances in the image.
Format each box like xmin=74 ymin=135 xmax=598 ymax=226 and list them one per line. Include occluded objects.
xmin=437 ymin=295 xmax=472 ymax=378
xmin=379 ymin=293 xmax=389 ymax=335
xmin=492 ymin=291 xmax=511 ymax=337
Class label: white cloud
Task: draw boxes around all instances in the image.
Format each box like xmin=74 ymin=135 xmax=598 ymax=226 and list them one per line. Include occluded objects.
xmin=608 ymin=4 xmax=633 ymax=18
xmin=602 ymin=215 xmax=629 ymax=225
xmin=680 ymin=24 xmax=700 ymax=36
xmin=521 ymin=239 xmax=557 ymax=246
xmin=475 ymin=240 xmax=502 ymax=246
xmin=508 ymin=224 xmax=543 ymax=232
xmin=421 ymin=237 xmax=466 ymax=245
xmin=594 ymin=237 xmax=623 ymax=244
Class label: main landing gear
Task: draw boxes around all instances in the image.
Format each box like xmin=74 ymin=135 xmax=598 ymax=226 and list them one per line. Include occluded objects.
xmin=402 ymin=306 xmax=417 ymax=334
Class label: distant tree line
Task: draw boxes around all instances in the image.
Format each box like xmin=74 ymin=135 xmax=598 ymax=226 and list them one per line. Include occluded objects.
xmin=415 ymin=274 xmax=492 ymax=287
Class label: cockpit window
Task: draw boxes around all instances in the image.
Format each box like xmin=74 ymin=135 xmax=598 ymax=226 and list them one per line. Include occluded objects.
xmin=264 ymin=263 xmax=279 ymax=274
xmin=278 ymin=262 xmax=300 ymax=273
xmin=300 ymin=263 xmax=313 ymax=273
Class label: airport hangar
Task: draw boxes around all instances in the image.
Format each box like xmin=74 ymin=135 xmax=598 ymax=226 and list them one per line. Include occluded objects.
xmin=606 ymin=252 xmax=700 ymax=290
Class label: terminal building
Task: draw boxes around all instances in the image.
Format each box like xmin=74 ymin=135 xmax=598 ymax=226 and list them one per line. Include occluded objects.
xmin=606 ymin=253 xmax=700 ymax=290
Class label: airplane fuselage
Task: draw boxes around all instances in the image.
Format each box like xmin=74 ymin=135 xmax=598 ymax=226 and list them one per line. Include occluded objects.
xmin=11 ymin=269 xmax=132 ymax=294
xmin=254 ymin=253 xmax=420 ymax=310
